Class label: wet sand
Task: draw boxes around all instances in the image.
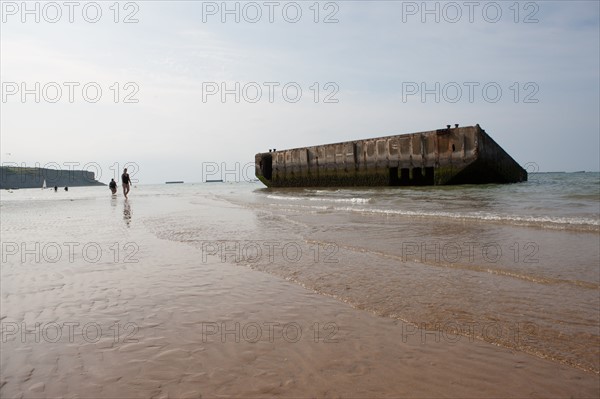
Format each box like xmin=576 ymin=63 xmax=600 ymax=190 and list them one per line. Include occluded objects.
xmin=1 ymin=188 xmax=598 ymax=397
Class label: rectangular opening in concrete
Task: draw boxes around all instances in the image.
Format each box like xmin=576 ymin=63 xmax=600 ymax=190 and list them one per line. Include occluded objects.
xmin=424 ymin=167 xmax=434 ymax=184
xmin=260 ymin=154 xmax=273 ymax=180
xmin=410 ymin=167 xmax=434 ymax=186
xmin=412 ymin=167 xmax=423 ymax=185
xmin=389 ymin=167 xmax=399 ymax=186
xmin=400 ymin=168 xmax=410 ymax=185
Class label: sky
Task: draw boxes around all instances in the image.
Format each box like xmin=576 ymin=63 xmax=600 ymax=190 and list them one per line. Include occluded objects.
xmin=1 ymin=0 xmax=599 ymax=184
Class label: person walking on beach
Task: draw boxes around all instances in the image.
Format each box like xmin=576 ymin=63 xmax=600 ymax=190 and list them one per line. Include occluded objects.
xmin=121 ymin=168 xmax=131 ymax=199
xmin=109 ymin=178 xmax=117 ymax=195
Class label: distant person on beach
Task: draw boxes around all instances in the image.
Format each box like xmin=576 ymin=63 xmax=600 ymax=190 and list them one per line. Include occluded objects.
xmin=121 ymin=168 xmax=131 ymax=199
xmin=64 ymin=187 xmax=68 ymax=191
xmin=54 ymin=186 xmax=57 ymax=192
xmin=109 ymin=178 xmax=117 ymax=194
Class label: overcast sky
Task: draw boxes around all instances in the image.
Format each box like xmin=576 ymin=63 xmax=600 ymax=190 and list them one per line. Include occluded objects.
xmin=1 ymin=1 xmax=599 ymax=184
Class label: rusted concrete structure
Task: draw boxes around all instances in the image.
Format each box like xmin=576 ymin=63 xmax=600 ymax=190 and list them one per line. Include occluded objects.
xmin=255 ymin=124 xmax=526 ymax=187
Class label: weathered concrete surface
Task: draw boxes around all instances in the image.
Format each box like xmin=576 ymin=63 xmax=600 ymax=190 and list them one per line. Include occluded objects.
xmin=255 ymin=125 xmax=527 ymax=187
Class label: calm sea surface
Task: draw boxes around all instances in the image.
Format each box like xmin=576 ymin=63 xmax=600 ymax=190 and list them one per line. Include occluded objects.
xmin=2 ymin=172 xmax=599 ymax=374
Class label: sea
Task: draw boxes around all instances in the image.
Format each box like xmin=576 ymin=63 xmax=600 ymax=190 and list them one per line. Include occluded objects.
xmin=217 ymin=172 xmax=600 ymax=373
xmin=1 ymin=171 xmax=599 ymax=395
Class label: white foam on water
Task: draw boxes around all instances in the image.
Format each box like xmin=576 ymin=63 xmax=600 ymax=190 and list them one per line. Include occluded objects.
xmin=267 ymin=194 xmax=371 ymax=204
xmin=331 ymin=206 xmax=599 ymax=230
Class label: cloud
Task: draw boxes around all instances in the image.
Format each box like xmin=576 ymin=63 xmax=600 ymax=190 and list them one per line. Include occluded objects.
xmin=1 ymin=1 xmax=599 ymax=181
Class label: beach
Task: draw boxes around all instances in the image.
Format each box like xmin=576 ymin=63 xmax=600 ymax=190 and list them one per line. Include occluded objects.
xmin=1 ymin=174 xmax=599 ymax=398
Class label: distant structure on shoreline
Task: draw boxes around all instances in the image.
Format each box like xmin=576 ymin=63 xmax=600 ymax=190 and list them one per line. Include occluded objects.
xmin=0 ymin=166 xmax=105 ymax=189
xmin=255 ymin=124 xmax=527 ymax=187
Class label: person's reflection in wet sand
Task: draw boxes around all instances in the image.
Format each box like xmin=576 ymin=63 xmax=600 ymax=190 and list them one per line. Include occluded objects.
xmin=111 ymin=195 xmax=117 ymax=211
xmin=123 ymin=199 xmax=132 ymax=227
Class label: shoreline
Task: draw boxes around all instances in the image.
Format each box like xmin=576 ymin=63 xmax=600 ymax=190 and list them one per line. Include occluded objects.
xmin=1 ymin=190 xmax=598 ymax=397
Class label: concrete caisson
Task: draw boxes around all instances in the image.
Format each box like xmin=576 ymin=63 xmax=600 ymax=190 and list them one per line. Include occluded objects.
xmin=255 ymin=125 xmax=527 ymax=187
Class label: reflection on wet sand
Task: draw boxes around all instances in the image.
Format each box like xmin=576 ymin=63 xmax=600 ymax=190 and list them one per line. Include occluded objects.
xmin=123 ymin=200 xmax=132 ymax=227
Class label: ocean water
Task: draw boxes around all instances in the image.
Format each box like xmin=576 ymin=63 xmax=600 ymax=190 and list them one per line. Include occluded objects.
xmin=214 ymin=172 xmax=600 ymax=373
xmin=1 ymin=172 xmax=599 ymax=390
xmin=166 ymin=172 xmax=598 ymax=373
